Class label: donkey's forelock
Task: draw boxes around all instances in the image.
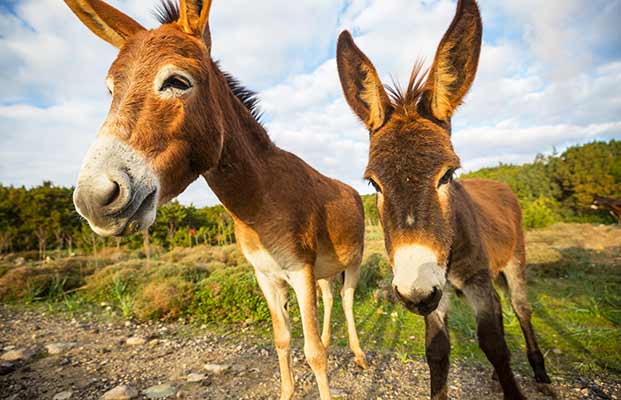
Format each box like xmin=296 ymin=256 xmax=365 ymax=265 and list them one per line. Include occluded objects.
xmin=385 ymin=60 xmax=428 ymax=117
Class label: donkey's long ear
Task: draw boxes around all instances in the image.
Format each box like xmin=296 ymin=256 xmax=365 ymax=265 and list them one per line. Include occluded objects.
xmin=337 ymin=31 xmax=392 ymax=133
xmin=178 ymin=0 xmax=213 ymax=49
xmin=420 ymin=0 xmax=482 ymax=121
xmin=64 ymin=0 xmax=145 ymax=49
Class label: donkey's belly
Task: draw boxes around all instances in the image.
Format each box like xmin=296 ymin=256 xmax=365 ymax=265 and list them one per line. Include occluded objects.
xmin=313 ymin=239 xmax=359 ymax=280
xmin=240 ymin=242 xmax=304 ymax=283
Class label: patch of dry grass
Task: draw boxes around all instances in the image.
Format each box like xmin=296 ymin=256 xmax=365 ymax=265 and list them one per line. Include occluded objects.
xmin=134 ymin=277 xmax=194 ymax=320
xmin=525 ymin=223 xmax=620 ymax=265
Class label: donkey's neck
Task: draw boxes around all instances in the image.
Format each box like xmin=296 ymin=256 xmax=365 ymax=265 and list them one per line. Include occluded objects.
xmin=448 ymin=182 xmax=485 ymax=267
xmin=202 ymin=70 xmax=274 ymax=223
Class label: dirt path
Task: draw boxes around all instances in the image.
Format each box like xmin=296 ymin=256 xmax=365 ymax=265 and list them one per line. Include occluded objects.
xmin=0 ymin=306 xmax=617 ymax=400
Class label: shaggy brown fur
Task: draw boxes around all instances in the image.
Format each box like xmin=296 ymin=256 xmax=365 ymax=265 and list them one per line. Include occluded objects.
xmin=337 ymin=1 xmax=553 ymax=399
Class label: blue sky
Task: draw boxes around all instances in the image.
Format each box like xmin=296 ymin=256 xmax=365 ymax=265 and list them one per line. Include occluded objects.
xmin=1 ymin=0 xmax=620 ymax=206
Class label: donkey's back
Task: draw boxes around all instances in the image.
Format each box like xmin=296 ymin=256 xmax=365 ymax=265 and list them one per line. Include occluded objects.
xmin=460 ymin=178 xmax=525 ymax=276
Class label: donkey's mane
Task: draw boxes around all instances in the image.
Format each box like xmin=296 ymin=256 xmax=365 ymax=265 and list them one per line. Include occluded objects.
xmin=153 ymin=0 xmax=183 ymax=24
xmin=219 ymin=67 xmax=264 ymax=123
xmin=385 ymin=60 xmax=428 ymax=114
xmin=153 ymin=0 xmax=263 ymax=123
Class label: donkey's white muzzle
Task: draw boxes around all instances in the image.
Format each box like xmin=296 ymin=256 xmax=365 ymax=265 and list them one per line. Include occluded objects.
xmin=73 ymin=135 xmax=159 ymax=236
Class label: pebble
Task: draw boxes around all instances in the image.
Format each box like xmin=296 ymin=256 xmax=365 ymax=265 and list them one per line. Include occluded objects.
xmin=52 ymin=391 xmax=73 ymax=400
xmin=1 ymin=348 xmax=36 ymax=361
xmin=330 ymin=388 xmax=348 ymax=398
xmin=142 ymin=383 xmax=176 ymax=399
xmin=101 ymin=384 xmax=138 ymax=400
xmin=203 ymin=363 xmax=230 ymax=375
xmin=0 ymin=362 xmax=15 ymax=375
xmin=46 ymin=342 xmax=76 ymax=355
xmin=186 ymin=373 xmax=207 ymax=383
xmin=126 ymin=336 xmax=147 ymax=346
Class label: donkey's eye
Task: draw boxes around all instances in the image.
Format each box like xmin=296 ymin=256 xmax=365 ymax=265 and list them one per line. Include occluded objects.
xmin=160 ymin=75 xmax=192 ymax=92
xmin=438 ymin=169 xmax=454 ymax=187
xmin=368 ymin=179 xmax=382 ymax=193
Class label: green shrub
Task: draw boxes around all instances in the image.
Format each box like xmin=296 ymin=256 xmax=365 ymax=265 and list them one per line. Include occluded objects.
xmin=522 ymin=197 xmax=559 ymax=229
xmin=81 ymin=260 xmax=146 ymax=300
xmin=358 ymin=253 xmax=391 ymax=294
xmin=191 ymin=264 xmax=270 ymax=323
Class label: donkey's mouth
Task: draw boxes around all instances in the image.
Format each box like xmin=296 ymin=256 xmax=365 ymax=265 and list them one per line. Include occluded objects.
xmin=394 ymin=288 xmax=441 ymax=316
xmin=119 ymin=189 xmax=157 ymax=236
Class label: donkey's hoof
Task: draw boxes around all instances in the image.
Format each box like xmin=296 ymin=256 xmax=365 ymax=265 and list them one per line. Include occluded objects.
xmin=354 ymin=354 xmax=369 ymax=370
xmin=536 ymin=383 xmax=559 ymax=398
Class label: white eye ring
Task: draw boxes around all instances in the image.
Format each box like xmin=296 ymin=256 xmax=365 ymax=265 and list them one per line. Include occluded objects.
xmin=154 ymin=65 xmax=195 ymax=99
xmin=106 ymin=76 xmax=114 ymax=95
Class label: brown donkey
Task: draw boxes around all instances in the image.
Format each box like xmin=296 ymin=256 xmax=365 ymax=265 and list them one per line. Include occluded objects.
xmin=337 ymin=0 xmax=553 ymax=399
xmin=64 ymin=1 xmax=367 ymax=398
xmin=591 ymin=195 xmax=621 ymax=223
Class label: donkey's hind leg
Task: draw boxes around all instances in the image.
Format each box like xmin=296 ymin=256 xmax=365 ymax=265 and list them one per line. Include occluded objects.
xmin=504 ymin=257 xmax=554 ymax=392
xmin=317 ymin=278 xmax=333 ymax=348
xmin=341 ymin=263 xmax=368 ymax=369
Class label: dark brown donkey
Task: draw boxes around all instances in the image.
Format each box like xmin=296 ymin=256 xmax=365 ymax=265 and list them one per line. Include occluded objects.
xmin=337 ymin=0 xmax=553 ymax=399
xmin=64 ymin=1 xmax=367 ymax=399
xmin=592 ymin=195 xmax=621 ymax=223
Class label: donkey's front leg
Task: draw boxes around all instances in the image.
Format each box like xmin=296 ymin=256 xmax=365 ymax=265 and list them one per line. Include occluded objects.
xmin=255 ymin=271 xmax=295 ymax=400
xmin=462 ymin=272 xmax=526 ymax=400
xmin=290 ymin=265 xmax=332 ymax=400
xmin=425 ymin=292 xmax=450 ymax=400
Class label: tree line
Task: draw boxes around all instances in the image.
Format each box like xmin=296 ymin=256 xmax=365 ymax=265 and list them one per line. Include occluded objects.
xmin=0 ymin=184 xmax=235 ymax=257
xmin=1 ymin=140 xmax=618 ymax=256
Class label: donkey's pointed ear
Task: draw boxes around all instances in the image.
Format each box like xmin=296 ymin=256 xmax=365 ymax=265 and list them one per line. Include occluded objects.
xmin=64 ymin=0 xmax=145 ymax=49
xmin=179 ymin=0 xmax=213 ymax=49
xmin=337 ymin=31 xmax=392 ymax=133
xmin=420 ymin=0 xmax=482 ymax=121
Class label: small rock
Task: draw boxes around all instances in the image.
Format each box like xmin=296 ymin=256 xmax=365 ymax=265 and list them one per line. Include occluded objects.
xmin=126 ymin=337 xmax=147 ymax=346
xmin=0 ymin=362 xmax=15 ymax=375
xmin=46 ymin=342 xmax=76 ymax=355
xmin=330 ymin=388 xmax=348 ymax=398
xmin=53 ymin=391 xmax=73 ymax=400
xmin=186 ymin=373 xmax=207 ymax=383
xmin=101 ymin=384 xmax=138 ymax=400
xmin=203 ymin=363 xmax=230 ymax=375
xmin=142 ymin=383 xmax=176 ymax=399
xmin=552 ymin=348 xmax=562 ymax=355
xmin=1 ymin=348 xmax=35 ymax=361
xmin=14 ymin=257 xmax=25 ymax=266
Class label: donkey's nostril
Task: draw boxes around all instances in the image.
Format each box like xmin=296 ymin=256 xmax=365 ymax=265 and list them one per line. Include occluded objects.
xmin=87 ymin=173 xmax=130 ymax=211
xmin=101 ymin=180 xmax=121 ymax=207
xmin=91 ymin=176 xmax=122 ymax=208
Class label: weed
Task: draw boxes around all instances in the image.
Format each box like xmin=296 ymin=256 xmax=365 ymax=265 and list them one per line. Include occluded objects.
xmin=110 ymin=276 xmax=135 ymax=319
